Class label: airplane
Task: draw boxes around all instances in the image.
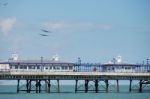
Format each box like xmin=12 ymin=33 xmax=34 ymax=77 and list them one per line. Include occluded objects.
xmin=41 ymin=29 xmax=51 ymax=33
xmin=39 ymin=34 xmax=49 ymax=36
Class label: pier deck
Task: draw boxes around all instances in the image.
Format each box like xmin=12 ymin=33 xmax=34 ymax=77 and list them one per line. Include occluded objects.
xmin=0 ymin=60 xmax=150 ymax=93
xmin=1 ymin=71 xmax=150 ymax=80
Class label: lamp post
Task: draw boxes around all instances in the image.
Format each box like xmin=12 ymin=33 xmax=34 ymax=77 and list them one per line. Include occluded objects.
xmin=41 ymin=56 xmax=43 ymax=72
xmin=147 ymin=58 xmax=149 ymax=72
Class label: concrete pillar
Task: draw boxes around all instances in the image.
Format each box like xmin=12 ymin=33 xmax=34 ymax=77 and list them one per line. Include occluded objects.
xmin=95 ymin=80 xmax=98 ymax=93
xmin=26 ymin=80 xmax=29 ymax=93
xmin=75 ymin=80 xmax=78 ymax=93
xmin=28 ymin=80 xmax=31 ymax=93
xmin=139 ymin=80 xmax=142 ymax=93
xmin=105 ymin=80 xmax=109 ymax=93
xmin=129 ymin=80 xmax=132 ymax=92
xmin=85 ymin=80 xmax=89 ymax=93
xmin=17 ymin=79 xmax=20 ymax=93
xmin=57 ymin=79 xmax=60 ymax=93
xmin=45 ymin=80 xmax=47 ymax=93
xmin=36 ymin=80 xmax=38 ymax=93
xmin=47 ymin=80 xmax=51 ymax=93
xmin=39 ymin=80 xmax=41 ymax=93
xmin=116 ymin=80 xmax=119 ymax=92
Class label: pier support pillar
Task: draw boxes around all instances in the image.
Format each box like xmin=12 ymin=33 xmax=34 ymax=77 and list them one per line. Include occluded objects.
xmin=129 ymin=80 xmax=132 ymax=92
xmin=36 ymin=80 xmax=38 ymax=93
xmin=75 ymin=80 xmax=78 ymax=93
xmin=17 ymin=79 xmax=20 ymax=93
xmin=116 ymin=80 xmax=119 ymax=92
xmin=105 ymin=80 xmax=109 ymax=93
xmin=26 ymin=80 xmax=29 ymax=93
xmin=28 ymin=80 xmax=31 ymax=93
xmin=39 ymin=80 xmax=41 ymax=93
xmin=47 ymin=80 xmax=51 ymax=93
xmin=85 ymin=80 xmax=89 ymax=93
xmin=57 ymin=79 xmax=60 ymax=93
xmin=45 ymin=80 xmax=48 ymax=93
xmin=139 ymin=80 xmax=142 ymax=93
xmin=95 ymin=80 xmax=98 ymax=93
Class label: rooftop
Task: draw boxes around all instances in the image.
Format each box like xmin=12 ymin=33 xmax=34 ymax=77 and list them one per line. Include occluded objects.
xmin=0 ymin=60 xmax=74 ymax=64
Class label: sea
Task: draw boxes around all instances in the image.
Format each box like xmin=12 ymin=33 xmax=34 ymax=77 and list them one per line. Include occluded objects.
xmin=0 ymin=85 xmax=150 ymax=99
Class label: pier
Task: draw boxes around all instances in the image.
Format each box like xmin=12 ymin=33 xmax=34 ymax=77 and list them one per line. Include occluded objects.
xmin=0 ymin=56 xmax=150 ymax=93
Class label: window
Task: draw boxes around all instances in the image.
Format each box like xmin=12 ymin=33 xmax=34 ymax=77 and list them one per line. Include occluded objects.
xmin=125 ymin=67 xmax=131 ymax=70
xmin=45 ymin=66 xmax=48 ymax=70
xmin=36 ymin=65 xmax=40 ymax=69
xmin=49 ymin=66 xmax=52 ymax=70
xmin=61 ymin=66 xmax=65 ymax=70
xmin=56 ymin=66 xmax=60 ymax=70
xmin=62 ymin=66 xmax=68 ymax=70
xmin=11 ymin=65 xmax=17 ymax=69
xmin=112 ymin=67 xmax=114 ymax=70
xmin=10 ymin=66 xmax=12 ymax=69
xmin=20 ymin=65 xmax=27 ymax=69
xmin=69 ymin=66 xmax=72 ymax=70
xmin=53 ymin=66 xmax=61 ymax=70
xmin=28 ymin=65 xmax=35 ymax=69
xmin=15 ymin=65 xmax=18 ymax=69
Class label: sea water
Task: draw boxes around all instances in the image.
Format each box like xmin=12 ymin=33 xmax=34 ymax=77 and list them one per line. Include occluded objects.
xmin=0 ymin=85 xmax=150 ymax=99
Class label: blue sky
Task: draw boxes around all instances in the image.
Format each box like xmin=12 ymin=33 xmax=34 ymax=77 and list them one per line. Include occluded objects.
xmin=0 ymin=0 xmax=150 ymax=63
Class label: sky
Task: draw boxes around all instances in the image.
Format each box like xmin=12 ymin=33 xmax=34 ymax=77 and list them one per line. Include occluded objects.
xmin=0 ymin=0 xmax=150 ymax=64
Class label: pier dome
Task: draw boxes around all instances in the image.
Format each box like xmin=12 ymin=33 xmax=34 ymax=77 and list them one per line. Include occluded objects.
xmin=9 ymin=53 xmax=18 ymax=61
xmin=52 ymin=54 xmax=60 ymax=61
xmin=116 ymin=55 xmax=122 ymax=64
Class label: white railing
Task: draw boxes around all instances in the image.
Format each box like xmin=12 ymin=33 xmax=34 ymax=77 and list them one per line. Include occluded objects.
xmin=0 ymin=69 xmax=150 ymax=75
xmin=8 ymin=71 xmax=150 ymax=76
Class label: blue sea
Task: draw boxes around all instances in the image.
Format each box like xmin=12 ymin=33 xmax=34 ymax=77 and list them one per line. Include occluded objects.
xmin=0 ymin=85 xmax=150 ymax=99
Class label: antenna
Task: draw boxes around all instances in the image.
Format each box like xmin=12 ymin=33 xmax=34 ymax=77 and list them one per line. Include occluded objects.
xmin=41 ymin=56 xmax=44 ymax=71
xmin=78 ymin=57 xmax=81 ymax=65
xmin=147 ymin=58 xmax=149 ymax=65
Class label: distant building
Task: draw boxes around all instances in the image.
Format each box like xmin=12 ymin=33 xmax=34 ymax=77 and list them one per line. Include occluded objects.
xmin=102 ymin=55 xmax=136 ymax=72
xmin=0 ymin=53 xmax=18 ymax=70
xmin=0 ymin=54 xmax=74 ymax=72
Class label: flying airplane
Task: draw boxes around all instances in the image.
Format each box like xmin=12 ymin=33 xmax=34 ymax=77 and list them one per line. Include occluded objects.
xmin=39 ymin=34 xmax=49 ymax=36
xmin=41 ymin=29 xmax=51 ymax=33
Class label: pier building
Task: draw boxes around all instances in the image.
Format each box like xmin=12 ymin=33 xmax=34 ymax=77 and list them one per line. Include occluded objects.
xmin=0 ymin=54 xmax=150 ymax=93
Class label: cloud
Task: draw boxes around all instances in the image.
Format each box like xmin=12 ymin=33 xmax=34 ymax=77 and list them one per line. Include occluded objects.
xmin=42 ymin=21 xmax=112 ymax=32
xmin=0 ymin=17 xmax=16 ymax=35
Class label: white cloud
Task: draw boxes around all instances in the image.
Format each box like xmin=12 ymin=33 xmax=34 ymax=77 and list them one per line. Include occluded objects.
xmin=42 ymin=21 xmax=112 ymax=32
xmin=0 ymin=17 xmax=16 ymax=35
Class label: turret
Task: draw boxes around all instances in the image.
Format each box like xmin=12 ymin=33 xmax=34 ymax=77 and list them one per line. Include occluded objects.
xmin=52 ymin=54 xmax=60 ymax=61
xmin=9 ymin=53 xmax=18 ymax=61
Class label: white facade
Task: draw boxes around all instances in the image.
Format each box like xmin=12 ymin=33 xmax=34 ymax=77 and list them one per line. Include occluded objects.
xmin=8 ymin=62 xmax=74 ymax=72
xmin=0 ymin=64 xmax=10 ymax=70
xmin=103 ymin=64 xmax=136 ymax=73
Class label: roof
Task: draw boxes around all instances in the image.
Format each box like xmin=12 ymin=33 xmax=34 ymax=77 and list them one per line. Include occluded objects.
xmin=0 ymin=60 xmax=74 ymax=64
xmin=102 ymin=63 xmax=138 ymax=66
